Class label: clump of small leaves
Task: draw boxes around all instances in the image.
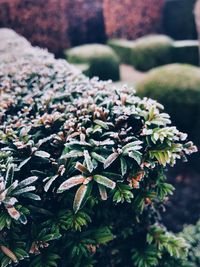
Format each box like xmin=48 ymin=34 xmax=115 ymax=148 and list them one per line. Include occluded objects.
xmin=0 ymin=30 xmax=197 ymax=267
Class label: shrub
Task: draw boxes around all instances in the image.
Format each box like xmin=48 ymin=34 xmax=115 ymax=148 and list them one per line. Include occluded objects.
xmin=130 ymin=35 xmax=174 ymax=71
xmin=0 ymin=30 xmax=197 ymax=267
xmin=178 ymin=220 xmax=200 ymax=267
xmin=65 ymin=44 xmax=120 ymax=81
xmin=172 ymin=40 xmax=199 ymax=66
xmin=107 ymin=39 xmax=135 ymax=64
xmin=103 ymin=0 xmax=165 ymax=40
xmin=136 ymin=64 xmax=200 ymax=148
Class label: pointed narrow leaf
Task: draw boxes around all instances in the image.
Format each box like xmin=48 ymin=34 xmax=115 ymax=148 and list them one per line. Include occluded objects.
xmin=91 ymin=152 xmax=105 ymax=163
xmin=5 ymin=164 xmax=14 ymax=186
xmin=18 ymin=176 xmax=38 ymax=188
xmin=17 ymin=157 xmax=31 ymax=170
xmin=44 ymin=175 xmax=58 ymax=192
xmin=34 ymin=150 xmax=50 ymax=158
xmin=57 ymin=175 xmax=85 ymax=193
xmin=94 ymin=175 xmax=116 ymax=189
xmin=98 ymin=184 xmax=108 ymax=200
xmin=83 ymin=150 xmax=94 ymax=173
xmin=128 ymin=151 xmax=142 ymax=165
xmin=73 ymin=184 xmax=88 ymax=213
xmin=94 ymin=119 xmax=109 ymax=129
xmin=120 ymin=157 xmax=127 ymax=176
xmin=22 ymin=192 xmax=41 ymax=201
xmin=13 ymin=186 xmax=36 ymax=195
xmin=0 ymin=246 xmax=18 ymax=263
xmin=104 ymin=153 xmax=119 ymax=169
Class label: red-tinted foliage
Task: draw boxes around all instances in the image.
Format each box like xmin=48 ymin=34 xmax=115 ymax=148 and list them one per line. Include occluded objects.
xmin=0 ymin=0 xmax=165 ymax=55
xmin=66 ymin=0 xmax=106 ymax=46
xmin=0 ymin=0 xmax=105 ymax=55
xmin=0 ymin=0 xmax=70 ymax=56
xmin=103 ymin=0 xmax=165 ymax=40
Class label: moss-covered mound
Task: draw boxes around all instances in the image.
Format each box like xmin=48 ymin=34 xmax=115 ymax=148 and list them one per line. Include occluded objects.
xmin=131 ymin=35 xmax=174 ymax=71
xmin=137 ymin=64 xmax=200 ymax=146
xmin=65 ymin=44 xmax=120 ymax=81
xmin=173 ymin=40 xmax=199 ymax=66
xmin=107 ymin=39 xmax=135 ymax=64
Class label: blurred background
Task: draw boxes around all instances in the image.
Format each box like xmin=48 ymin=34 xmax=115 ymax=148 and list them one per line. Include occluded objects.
xmin=0 ymin=0 xmax=200 ymax=232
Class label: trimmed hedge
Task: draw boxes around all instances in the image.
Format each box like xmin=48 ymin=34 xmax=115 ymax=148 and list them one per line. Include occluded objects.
xmin=107 ymin=39 xmax=135 ymax=64
xmin=130 ymin=35 xmax=174 ymax=71
xmin=65 ymin=44 xmax=120 ymax=81
xmin=109 ymin=37 xmax=200 ymax=70
xmin=0 ymin=29 xmax=197 ymax=267
xmin=137 ymin=64 xmax=200 ymax=147
xmin=172 ymin=40 xmax=199 ymax=66
xmin=179 ymin=220 xmax=200 ymax=267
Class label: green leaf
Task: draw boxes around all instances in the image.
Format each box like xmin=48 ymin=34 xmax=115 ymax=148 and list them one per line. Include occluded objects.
xmin=120 ymin=157 xmax=127 ymax=176
xmin=98 ymin=184 xmax=107 ymax=200
xmin=34 ymin=150 xmax=50 ymax=158
xmin=93 ymin=175 xmax=116 ymax=189
xmin=83 ymin=150 xmax=94 ymax=173
xmin=5 ymin=163 xmax=14 ymax=186
xmin=104 ymin=152 xmax=119 ymax=169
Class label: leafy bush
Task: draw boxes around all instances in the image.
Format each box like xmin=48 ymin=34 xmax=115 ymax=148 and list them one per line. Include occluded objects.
xmin=0 ymin=30 xmax=197 ymax=267
xmin=178 ymin=220 xmax=200 ymax=267
xmin=65 ymin=44 xmax=120 ymax=81
xmin=172 ymin=40 xmax=199 ymax=66
xmin=108 ymin=39 xmax=135 ymax=64
xmin=136 ymin=64 xmax=200 ymax=148
xmin=130 ymin=35 xmax=174 ymax=71
xmin=103 ymin=0 xmax=165 ymax=40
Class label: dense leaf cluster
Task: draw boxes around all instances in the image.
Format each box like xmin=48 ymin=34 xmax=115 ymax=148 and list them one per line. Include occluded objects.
xmin=0 ymin=30 xmax=197 ymax=267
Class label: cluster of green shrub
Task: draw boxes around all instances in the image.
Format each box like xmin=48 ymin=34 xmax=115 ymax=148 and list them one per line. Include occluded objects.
xmin=65 ymin=44 xmax=120 ymax=81
xmin=108 ymin=35 xmax=199 ymax=71
xmin=136 ymin=64 xmax=200 ymax=153
xmin=0 ymin=29 xmax=198 ymax=267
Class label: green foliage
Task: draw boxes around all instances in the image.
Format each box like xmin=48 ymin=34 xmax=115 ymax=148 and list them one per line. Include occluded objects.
xmin=178 ymin=220 xmax=200 ymax=267
xmin=108 ymin=35 xmax=174 ymax=71
xmin=0 ymin=31 xmax=197 ymax=266
xmin=108 ymin=39 xmax=135 ymax=64
xmin=65 ymin=44 xmax=120 ymax=81
xmin=130 ymin=35 xmax=174 ymax=71
xmin=137 ymin=64 xmax=200 ymax=149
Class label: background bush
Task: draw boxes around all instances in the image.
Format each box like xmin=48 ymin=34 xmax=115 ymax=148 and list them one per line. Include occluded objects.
xmin=136 ymin=64 xmax=200 ymax=149
xmin=130 ymin=35 xmax=174 ymax=71
xmin=65 ymin=44 xmax=120 ymax=81
xmin=0 ymin=29 xmax=197 ymax=267
xmin=178 ymin=220 xmax=200 ymax=267
xmin=107 ymin=39 xmax=135 ymax=64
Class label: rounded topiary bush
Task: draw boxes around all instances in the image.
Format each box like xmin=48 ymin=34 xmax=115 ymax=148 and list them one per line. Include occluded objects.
xmin=178 ymin=220 xmax=200 ymax=267
xmin=137 ymin=64 xmax=200 ymax=148
xmin=131 ymin=35 xmax=174 ymax=71
xmin=107 ymin=39 xmax=135 ymax=64
xmin=65 ymin=44 xmax=120 ymax=81
xmin=0 ymin=31 xmax=197 ymax=267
